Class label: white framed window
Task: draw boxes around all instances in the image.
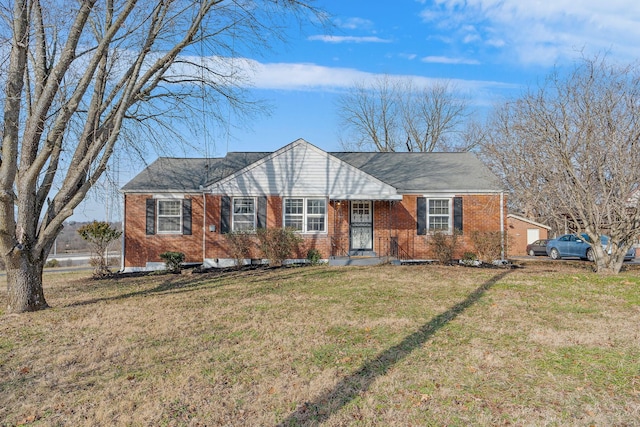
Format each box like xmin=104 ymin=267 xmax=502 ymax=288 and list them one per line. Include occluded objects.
xmin=284 ymin=198 xmax=304 ymax=230
xmin=306 ymin=199 xmax=326 ymax=232
xmin=428 ymin=198 xmax=451 ymax=232
xmin=283 ymin=198 xmax=326 ymax=233
xmin=232 ymin=197 xmax=256 ymax=231
xmin=157 ymin=199 xmax=182 ymax=233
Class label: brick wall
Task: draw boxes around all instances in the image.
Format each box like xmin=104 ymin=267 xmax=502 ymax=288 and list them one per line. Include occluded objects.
xmin=123 ymin=194 xmax=205 ymax=267
xmin=202 ymin=195 xmax=334 ymax=260
xmin=124 ymin=192 xmax=507 ymax=268
xmin=389 ymin=194 xmax=507 ymax=260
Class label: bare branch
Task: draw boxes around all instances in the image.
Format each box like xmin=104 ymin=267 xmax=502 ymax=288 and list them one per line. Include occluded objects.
xmin=480 ymin=55 xmax=640 ymax=273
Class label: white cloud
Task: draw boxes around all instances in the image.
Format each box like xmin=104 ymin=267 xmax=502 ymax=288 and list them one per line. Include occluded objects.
xmin=419 ymin=0 xmax=640 ymax=66
xmin=241 ymin=58 xmax=513 ymax=98
xmin=421 ymin=56 xmax=481 ymax=65
xmin=334 ymin=17 xmax=374 ymax=30
xmin=308 ymin=35 xmax=391 ymax=44
xmin=172 ymin=55 xmax=517 ymax=108
xmin=399 ymin=53 xmax=418 ymax=61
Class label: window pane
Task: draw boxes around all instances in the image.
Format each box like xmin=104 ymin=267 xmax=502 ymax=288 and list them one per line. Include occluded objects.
xmin=235 ymin=214 xmax=253 ymax=223
xmin=234 ymin=221 xmax=254 ymax=231
xmin=234 ymin=198 xmax=254 ymax=214
xmin=307 ymin=217 xmax=325 ymax=232
xmin=284 ymin=198 xmax=303 ymax=231
xmin=157 ymin=200 xmax=182 ymax=233
xmin=285 ymin=217 xmax=303 ymax=230
xmin=233 ymin=198 xmax=255 ymax=231
xmin=307 ymin=199 xmax=326 ymax=215
xmin=429 ymin=199 xmax=449 ymax=215
xmin=284 ymin=198 xmax=327 ymax=233
xmin=285 ymin=199 xmax=303 ymax=215
xmin=158 ymin=200 xmax=181 ymax=215
xmin=429 ymin=216 xmax=449 ymax=231
xmin=158 ymin=217 xmax=181 ymax=232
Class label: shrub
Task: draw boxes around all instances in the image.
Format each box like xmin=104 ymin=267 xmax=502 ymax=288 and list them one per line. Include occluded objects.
xmin=462 ymin=252 xmax=477 ymax=261
xmin=44 ymin=259 xmax=60 ymax=268
xmin=78 ymin=221 xmax=122 ymax=277
xmin=470 ymin=231 xmax=503 ymax=262
xmin=428 ymin=230 xmax=461 ymax=264
xmin=306 ymin=248 xmax=322 ymax=265
xmin=160 ymin=251 xmax=185 ymax=273
xmin=460 ymin=251 xmax=481 ymax=267
xmin=223 ymin=231 xmax=255 ymax=268
xmin=256 ymin=227 xmax=302 ymax=266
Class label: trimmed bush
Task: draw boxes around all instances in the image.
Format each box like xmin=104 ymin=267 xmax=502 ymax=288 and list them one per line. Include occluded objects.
xmin=428 ymin=230 xmax=461 ymax=264
xmin=306 ymin=248 xmax=322 ymax=265
xmin=470 ymin=231 xmax=503 ymax=262
xmin=223 ymin=231 xmax=255 ymax=268
xmin=160 ymin=251 xmax=185 ymax=273
xmin=256 ymin=227 xmax=302 ymax=266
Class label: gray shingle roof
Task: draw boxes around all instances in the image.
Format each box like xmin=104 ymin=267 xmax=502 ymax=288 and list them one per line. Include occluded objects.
xmin=121 ymin=158 xmax=213 ymax=192
xmin=121 ymin=153 xmax=269 ymax=192
xmin=122 ymin=150 xmax=503 ymax=193
xmin=332 ymin=152 xmax=504 ymax=192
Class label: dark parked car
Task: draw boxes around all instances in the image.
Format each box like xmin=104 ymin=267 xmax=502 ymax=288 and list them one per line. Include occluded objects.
xmin=526 ymin=239 xmax=548 ymax=256
xmin=545 ymin=233 xmax=635 ymax=261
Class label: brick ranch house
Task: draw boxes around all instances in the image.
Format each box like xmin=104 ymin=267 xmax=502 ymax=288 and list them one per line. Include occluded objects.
xmin=121 ymin=139 xmax=507 ymax=270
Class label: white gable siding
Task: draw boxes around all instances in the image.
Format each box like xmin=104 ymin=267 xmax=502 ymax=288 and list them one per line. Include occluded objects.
xmin=209 ymin=141 xmax=400 ymax=198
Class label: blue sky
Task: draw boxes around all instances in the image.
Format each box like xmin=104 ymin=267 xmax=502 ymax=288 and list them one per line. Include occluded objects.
xmin=218 ymin=0 xmax=640 ymax=154
xmin=76 ymin=0 xmax=640 ymax=221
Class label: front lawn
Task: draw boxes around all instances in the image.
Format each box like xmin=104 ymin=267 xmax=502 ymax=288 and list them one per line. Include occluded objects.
xmin=1 ymin=264 xmax=639 ymax=426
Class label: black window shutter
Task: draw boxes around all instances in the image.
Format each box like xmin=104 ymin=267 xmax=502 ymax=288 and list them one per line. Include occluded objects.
xmin=453 ymin=197 xmax=463 ymax=232
xmin=257 ymin=196 xmax=267 ymax=229
xmin=146 ymin=198 xmax=156 ymax=235
xmin=220 ymin=196 xmax=231 ymax=233
xmin=182 ymin=198 xmax=192 ymax=235
xmin=417 ymin=197 xmax=427 ymax=235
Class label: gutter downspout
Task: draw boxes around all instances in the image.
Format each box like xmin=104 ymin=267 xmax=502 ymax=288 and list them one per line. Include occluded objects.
xmin=202 ymin=190 xmax=207 ymax=266
xmin=120 ymin=193 xmax=126 ymax=272
xmin=500 ymin=191 xmax=505 ymax=260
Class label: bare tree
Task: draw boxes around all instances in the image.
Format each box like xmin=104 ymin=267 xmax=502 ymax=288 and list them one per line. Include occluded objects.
xmin=0 ymin=0 xmax=325 ymax=313
xmin=480 ymin=56 xmax=640 ymax=274
xmin=336 ymin=75 xmax=472 ymax=152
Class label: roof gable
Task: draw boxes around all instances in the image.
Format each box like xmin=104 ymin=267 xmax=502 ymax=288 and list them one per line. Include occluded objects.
xmin=208 ymin=139 xmax=401 ymax=199
xmin=507 ymin=214 xmax=551 ymax=230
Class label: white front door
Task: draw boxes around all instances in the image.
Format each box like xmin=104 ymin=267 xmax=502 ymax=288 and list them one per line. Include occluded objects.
xmin=527 ymin=228 xmax=539 ymax=244
xmin=350 ymin=201 xmax=373 ymax=251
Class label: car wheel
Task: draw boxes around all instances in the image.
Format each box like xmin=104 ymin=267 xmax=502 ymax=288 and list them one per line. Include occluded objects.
xmin=528 ymin=249 xmax=536 ymax=257
xmin=586 ymin=248 xmax=594 ymax=262
xmin=549 ymin=248 xmax=561 ymax=260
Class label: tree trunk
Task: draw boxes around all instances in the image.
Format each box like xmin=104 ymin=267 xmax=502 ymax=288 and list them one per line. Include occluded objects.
xmin=5 ymin=255 xmax=48 ymax=313
xmin=593 ymin=252 xmax=624 ymax=275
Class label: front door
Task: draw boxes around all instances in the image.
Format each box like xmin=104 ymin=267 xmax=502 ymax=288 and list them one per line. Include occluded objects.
xmin=350 ymin=201 xmax=373 ymax=251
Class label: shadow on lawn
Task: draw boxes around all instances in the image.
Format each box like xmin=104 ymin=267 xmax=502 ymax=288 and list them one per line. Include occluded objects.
xmin=64 ymin=265 xmax=294 ymax=308
xmin=277 ymin=269 xmax=512 ymax=426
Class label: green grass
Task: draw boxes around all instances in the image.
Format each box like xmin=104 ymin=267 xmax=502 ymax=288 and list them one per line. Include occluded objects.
xmin=1 ymin=264 xmax=639 ymax=426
